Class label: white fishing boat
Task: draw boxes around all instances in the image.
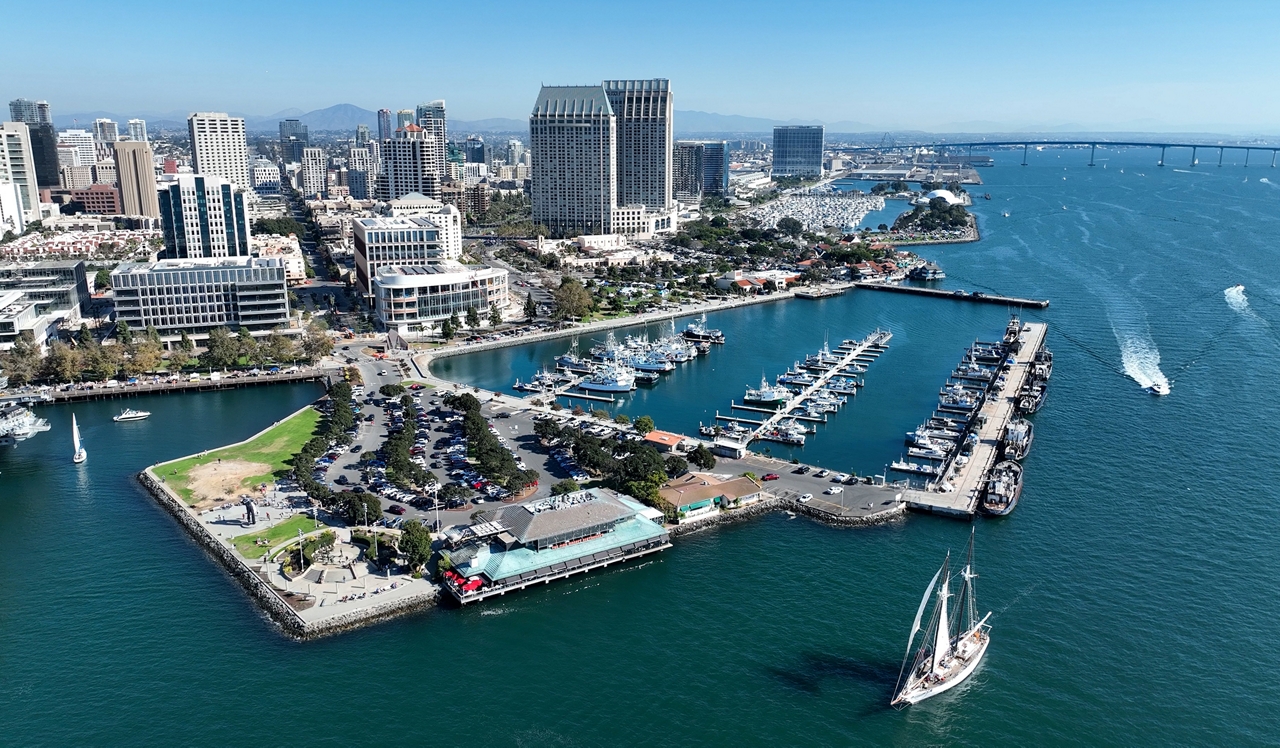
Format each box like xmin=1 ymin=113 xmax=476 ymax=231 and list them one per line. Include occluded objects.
xmin=579 ymin=362 xmax=636 ymax=392
xmin=113 ymin=407 xmax=151 ymax=422
xmin=892 ymin=531 xmax=990 ymax=707
xmin=72 ymin=413 xmax=87 ymax=464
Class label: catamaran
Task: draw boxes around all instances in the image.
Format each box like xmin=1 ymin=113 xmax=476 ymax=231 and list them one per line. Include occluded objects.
xmin=892 ymin=531 xmax=990 ymax=707
xmin=71 ymin=413 xmax=87 ymax=464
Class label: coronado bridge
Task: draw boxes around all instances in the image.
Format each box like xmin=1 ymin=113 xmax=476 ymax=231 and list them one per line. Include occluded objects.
xmin=828 ymin=140 xmax=1280 ymax=168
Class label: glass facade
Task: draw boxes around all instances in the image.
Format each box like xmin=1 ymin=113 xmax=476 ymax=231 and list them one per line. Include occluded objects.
xmin=772 ymin=126 xmax=824 ymax=178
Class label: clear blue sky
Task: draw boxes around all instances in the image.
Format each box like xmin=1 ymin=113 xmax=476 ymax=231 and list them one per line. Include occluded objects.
xmin=7 ymin=0 xmax=1279 ymax=133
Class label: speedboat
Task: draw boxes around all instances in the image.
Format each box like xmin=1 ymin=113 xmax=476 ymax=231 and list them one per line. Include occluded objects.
xmin=113 ymin=408 xmax=151 ymax=422
xmin=1147 ymin=382 xmax=1170 ymax=396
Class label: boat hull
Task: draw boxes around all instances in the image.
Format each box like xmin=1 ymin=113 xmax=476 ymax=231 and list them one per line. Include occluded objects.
xmin=895 ymin=632 xmax=989 ymax=706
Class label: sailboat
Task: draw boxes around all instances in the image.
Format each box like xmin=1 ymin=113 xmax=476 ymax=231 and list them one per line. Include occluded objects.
xmin=891 ymin=530 xmax=990 ymax=707
xmin=71 ymin=414 xmax=87 ymax=464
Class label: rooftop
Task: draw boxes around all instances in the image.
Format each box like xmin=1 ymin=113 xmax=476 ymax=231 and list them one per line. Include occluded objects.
xmin=659 ymin=473 xmax=762 ymax=509
xmin=643 ymin=430 xmax=684 ymax=449
xmin=481 ymin=488 xmax=635 ymax=546
xmin=532 ymin=86 xmax=613 ymax=117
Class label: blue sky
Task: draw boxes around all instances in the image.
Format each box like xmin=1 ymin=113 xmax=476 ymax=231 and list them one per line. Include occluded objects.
xmin=7 ymin=0 xmax=1279 ymax=132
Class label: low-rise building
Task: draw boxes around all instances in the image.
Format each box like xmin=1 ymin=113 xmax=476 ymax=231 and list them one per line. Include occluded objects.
xmin=250 ymin=233 xmax=306 ymax=284
xmin=69 ymin=184 xmax=121 ymax=215
xmin=440 ymin=488 xmax=670 ymax=604
xmin=642 ymin=430 xmax=686 ymax=453
xmin=715 ymin=269 xmax=801 ymax=292
xmin=0 ymin=260 xmax=91 ymax=349
xmin=110 ymin=256 xmax=294 ymax=345
xmin=658 ymin=472 xmax=764 ymax=524
xmin=352 ymin=209 xmax=462 ymax=296
xmin=372 ymin=261 xmax=508 ymax=336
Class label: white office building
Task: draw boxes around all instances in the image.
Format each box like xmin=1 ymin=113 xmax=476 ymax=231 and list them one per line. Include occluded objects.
xmin=187 ymin=112 xmax=250 ymax=189
xmin=250 ymin=158 xmax=281 ymax=195
xmin=58 ymin=129 xmax=96 ymax=166
xmin=110 ymin=256 xmax=293 ymax=344
xmin=300 ymin=147 xmax=327 ymax=197
xmin=378 ymin=125 xmax=445 ymax=201
xmin=352 ymin=209 xmax=462 ymax=295
xmin=156 ymin=174 xmax=251 ymax=259
xmin=127 ymin=119 xmax=148 ymax=142
xmin=372 ymin=261 xmax=509 ymax=335
xmin=0 ymin=122 xmax=40 ymax=222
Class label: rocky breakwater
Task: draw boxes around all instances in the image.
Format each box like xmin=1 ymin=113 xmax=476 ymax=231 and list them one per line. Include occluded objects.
xmin=136 ymin=467 xmax=440 ymax=639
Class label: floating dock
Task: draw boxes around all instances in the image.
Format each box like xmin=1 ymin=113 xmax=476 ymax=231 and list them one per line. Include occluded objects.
xmin=852 ymin=282 xmax=1049 ymax=309
xmin=902 ymin=321 xmax=1048 ymax=516
xmin=795 ymin=287 xmax=846 ymax=300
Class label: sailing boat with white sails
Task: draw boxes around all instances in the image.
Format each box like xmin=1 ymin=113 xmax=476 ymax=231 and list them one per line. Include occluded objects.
xmin=71 ymin=413 xmax=87 ymax=464
xmin=891 ymin=530 xmax=990 ymax=707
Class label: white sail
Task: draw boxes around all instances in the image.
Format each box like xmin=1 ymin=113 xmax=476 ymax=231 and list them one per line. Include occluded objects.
xmin=72 ymin=414 xmax=81 ymax=453
xmin=931 ymin=575 xmax=951 ymax=675
xmin=905 ymin=567 xmax=941 ymax=656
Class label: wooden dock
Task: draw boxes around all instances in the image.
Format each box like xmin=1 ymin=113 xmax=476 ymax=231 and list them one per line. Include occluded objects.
xmin=903 ymin=321 xmax=1048 ymax=516
xmin=34 ymin=368 xmax=335 ymax=403
xmin=852 ymin=282 xmax=1049 ymax=309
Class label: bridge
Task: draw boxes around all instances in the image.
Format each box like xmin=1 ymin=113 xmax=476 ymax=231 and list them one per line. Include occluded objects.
xmin=829 ymin=139 xmax=1280 ymax=168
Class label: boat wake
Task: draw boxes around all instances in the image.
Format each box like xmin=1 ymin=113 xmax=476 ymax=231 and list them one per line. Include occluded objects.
xmin=1224 ymin=285 xmax=1263 ymax=322
xmin=1116 ymin=332 xmax=1171 ymax=394
xmin=1260 ymin=177 xmax=1277 ymax=189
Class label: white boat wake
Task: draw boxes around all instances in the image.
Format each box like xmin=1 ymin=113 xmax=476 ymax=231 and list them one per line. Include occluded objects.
xmin=1260 ymin=177 xmax=1276 ymax=189
xmin=1224 ymin=285 xmax=1269 ymax=329
xmin=1117 ymin=333 xmax=1171 ymax=394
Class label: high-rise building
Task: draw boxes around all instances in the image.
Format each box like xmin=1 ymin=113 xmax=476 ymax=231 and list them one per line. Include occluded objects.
xmin=603 ymin=79 xmax=673 ymax=212
xmin=464 ymin=135 xmax=488 ymax=164
xmin=673 ymin=141 xmax=704 ymax=204
xmin=356 ymin=124 xmax=370 ymax=144
xmin=378 ymin=125 xmax=445 ymax=201
xmin=0 ymin=122 xmax=40 ymax=221
xmin=530 ymin=86 xmax=616 ymax=236
xmin=396 ymin=109 xmax=414 ymax=130
xmin=92 ymin=118 xmax=119 ymax=143
xmin=59 ymin=129 xmax=96 ymax=166
xmin=157 ymin=173 xmax=250 ymax=259
xmin=127 ymin=119 xmax=148 ymax=142
xmin=279 ymin=119 xmax=308 ymax=163
xmin=772 ymin=125 xmax=824 ymax=178
xmin=113 ymin=141 xmax=160 ymax=217
xmin=300 ymin=147 xmax=327 ymax=197
xmin=377 ymin=109 xmax=392 ymax=142
xmin=347 ymin=146 xmax=373 ymax=199
xmin=701 ymin=140 xmax=730 ymax=197
xmin=187 ymin=112 xmax=250 ymax=189
xmin=415 ymin=100 xmax=446 ymax=140
xmin=250 ymin=158 xmax=282 ymax=195
xmin=8 ymin=99 xmax=51 ymax=126
xmin=92 ymin=159 xmax=117 ymax=186
xmin=505 ymin=138 xmax=525 ymax=166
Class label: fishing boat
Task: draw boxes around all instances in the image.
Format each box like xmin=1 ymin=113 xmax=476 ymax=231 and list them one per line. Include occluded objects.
xmin=743 ymin=376 xmax=791 ymax=407
xmin=72 ymin=414 xmax=87 ymax=464
xmin=633 ymin=370 xmax=660 ymax=385
xmin=981 ymin=460 xmax=1023 ymax=515
xmin=1001 ymin=419 xmax=1033 ymax=460
xmin=1032 ymin=348 xmax=1053 ymax=381
xmin=891 ymin=531 xmax=991 ymax=707
xmin=681 ymin=313 xmax=725 ymax=344
xmin=579 ymin=363 xmax=636 ymax=393
xmin=113 ymin=407 xmax=151 ymax=422
xmin=1016 ymin=382 xmax=1047 ymax=414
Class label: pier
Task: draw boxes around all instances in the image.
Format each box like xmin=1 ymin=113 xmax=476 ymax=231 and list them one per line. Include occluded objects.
xmin=795 ymin=287 xmax=846 ymax=300
xmin=15 ymin=368 xmax=337 ymax=404
xmin=851 ymin=282 xmax=1050 ymax=309
xmin=903 ymin=321 xmax=1048 ymax=516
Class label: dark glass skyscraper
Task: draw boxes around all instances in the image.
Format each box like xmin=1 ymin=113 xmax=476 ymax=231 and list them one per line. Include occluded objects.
xmin=278 ymin=119 xmax=308 ymax=163
xmin=701 ymin=141 xmax=730 ymax=197
xmin=772 ymin=125 xmax=824 ymax=178
xmin=674 ymin=141 xmax=703 ymax=203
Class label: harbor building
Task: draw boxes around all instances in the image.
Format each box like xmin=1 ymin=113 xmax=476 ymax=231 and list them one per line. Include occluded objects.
xmin=110 ymin=256 xmax=293 ymax=344
xmin=0 ymin=260 xmax=91 ymax=349
xmin=371 ymin=261 xmax=509 ymax=335
xmin=772 ymin=125 xmax=824 ymax=178
xmin=659 ymin=472 xmax=765 ymax=524
xmin=113 ymin=140 xmax=160 ymax=217
xmin=351 ymin=208 xmax=462 ymax=296
xmin=187 ymin=113 xmax=249 ymax=189
xmin=157 ymin=174 xmax=251 ymax=259
xmin=439 ymin=488 xmax=670 ymax=604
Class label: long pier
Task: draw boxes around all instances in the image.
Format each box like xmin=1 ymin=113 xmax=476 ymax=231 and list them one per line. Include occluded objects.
xmin=8 ymin=368 xmax=337 ymax=405
xmin=852 ymin=282 xmax=1049 ymax=309
xmin=903 ymin=321 xmax=1048 ymax=516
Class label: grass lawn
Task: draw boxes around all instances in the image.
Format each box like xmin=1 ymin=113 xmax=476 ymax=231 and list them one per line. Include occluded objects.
xmin=232 ymin=514 xmax=322 ymax=559
xmin=157 ymin=407 xmax=322 ymax=505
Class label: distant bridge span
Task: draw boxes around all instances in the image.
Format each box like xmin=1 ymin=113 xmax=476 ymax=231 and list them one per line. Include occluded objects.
xmin=829 ymin=139 xmax=1280 ymax=167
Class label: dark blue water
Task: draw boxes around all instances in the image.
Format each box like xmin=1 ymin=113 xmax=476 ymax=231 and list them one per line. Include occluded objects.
xmin=5 ymin=148 xmax=1280 ymax=745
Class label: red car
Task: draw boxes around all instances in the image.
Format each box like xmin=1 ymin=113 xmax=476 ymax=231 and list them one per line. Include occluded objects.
xmin=388 ymin=504 xmax=407 ymax=515
xmin=762 ymin=473 xmax=780 ymax=481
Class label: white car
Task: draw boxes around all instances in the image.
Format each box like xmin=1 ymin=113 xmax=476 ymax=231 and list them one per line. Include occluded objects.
xmin=378 ymin=370 xmax=389 ymax=376
xmin=824 ymin=486 xmax=843 ymax=495
xmin=815 ymin=469 xmax=829 ymax=478
xmin=833 ymin=473 xmax=849 ymax=483
xmin=798 ymin=493 xmax=813 ymax=503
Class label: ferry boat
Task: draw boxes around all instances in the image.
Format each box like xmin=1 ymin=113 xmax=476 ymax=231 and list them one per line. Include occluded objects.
xmin=909 ymin=263 xmax=946 ymax=281
xmin=982 ymin=460 xmax=1023 ymax=515
xmin=0 ymin=403 xmax=52 ymax=446
xmin=681 ymin=313 xmax=725 ymax=344
xmin=892 ymin=531 xmax=991 ymax=707
xmin=1001 ymin=419 xmax=1034 ymax=460
xmin=743 ymin=376 xmax=792 ymax=407
xmin=579 ymin=363 xmax=636 ymax=393
xmin=113 ymin=407 xmax=151 ymax=422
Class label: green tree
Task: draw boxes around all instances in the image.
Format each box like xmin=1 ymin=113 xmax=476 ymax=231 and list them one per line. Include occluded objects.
xmin=178 ymin=330 xmax=195 ymax=359
xmin=300 ymin=321 xmax=333 ymax=363
xmin=552 ymin=277 xmax=593 ymax=320
xmin=777 ymin=216 xmax=804 ymax=237
xmin=145 ymin=325 xmax=161 ymax=344
xmin=614 ymin=413 xmax=631 ymax=425
xmin=465 ymin=306 xmax=481 ymax=330
xmin=633 ymin=415 xmax=655 ymax=435
xmin=523 ymin=292 xmax=537 ymax=319
xmin=399 ymin=520 xmax=433 ymax=570
xmin=236 ymin=327 xmax=258 ymax=365
xmin=689 ymin=444 xmax=717 ymax=470
xmin=202 ymin=326 xmax=238 ymax=368
xmin=125 ymin=339 xmax=163 ymax=376
xmin=86 ymin=341 xmax=121 ymax=380
xmin=77 ymin=324 xmax=93 ymax=348
xmin=116 ymin=320 xmax=133 ymax=345
xmin=550 ymin=479 xmax=580 ymax=495
xmin=439 ymin=317 xmax=455 ymax=340
xmin=448 ymin=310 xmax=461 ymax=334
xmin=261 ymin=332 xmax=296 ymax=363
xmin=379 ymin=383 xmax=406 ymax=397
xmin=488 ymin=302 xmax=503 ymax=327
xmin=94 ymin=268 xmax=112 ymax=291
xmin=41 ymin=341 xmax=82 ymax=383
xmin=664 ymin=455 xmax=689 ymax=477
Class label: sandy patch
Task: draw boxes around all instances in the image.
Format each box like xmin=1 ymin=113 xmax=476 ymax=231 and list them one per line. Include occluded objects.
xmin=186 ymin=459 xmax=272 ymax=509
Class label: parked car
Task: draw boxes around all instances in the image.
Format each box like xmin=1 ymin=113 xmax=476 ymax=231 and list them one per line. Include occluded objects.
xmin=388 ymin=504 xmax=407 ymax=515
xmin=799 ymin=493 xmax=813 ymax=503
xmin=824 ymin=486 xmax=843 ymax=495
xmin=762 ymin=473 xmax=780 ymax=481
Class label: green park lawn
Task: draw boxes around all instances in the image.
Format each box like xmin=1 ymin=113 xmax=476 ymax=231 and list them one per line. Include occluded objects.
xmin=156 ymin=407 xmax=322 ymax=505
xmin=231 ymin=514 xmax=321 ymax=559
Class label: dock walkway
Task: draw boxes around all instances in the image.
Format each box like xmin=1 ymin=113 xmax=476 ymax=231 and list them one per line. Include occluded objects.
xmin=903 ymin=321 xmax=1047 ymax=516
